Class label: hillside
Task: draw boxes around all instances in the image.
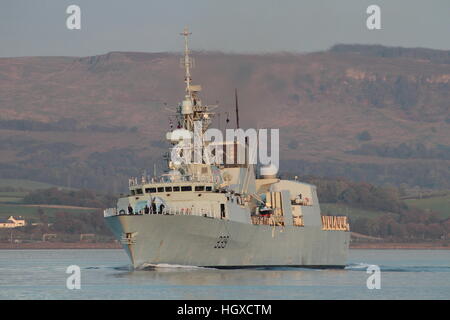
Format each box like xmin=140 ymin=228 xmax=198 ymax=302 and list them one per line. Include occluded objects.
xmin=0 ymin=45 xmax=449 ymax=191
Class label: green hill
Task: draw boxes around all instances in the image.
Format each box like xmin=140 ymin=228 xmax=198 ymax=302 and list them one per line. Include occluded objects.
xmin=0 ymin=46 xmax=450 ymax=191
xmin=405 ymin=195 xmax=450 ymax=219
xmin=320 ymin=203 xmax=395 ymax=220
xmin=0 ymin=179 xmax=60 ymax=191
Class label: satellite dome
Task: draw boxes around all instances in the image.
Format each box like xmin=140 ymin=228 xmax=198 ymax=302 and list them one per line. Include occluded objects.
xmin=166 ymin=129 xmax=193 ymax=143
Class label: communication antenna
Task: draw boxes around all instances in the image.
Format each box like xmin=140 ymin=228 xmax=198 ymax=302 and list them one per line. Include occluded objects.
xmin=180 ymin=27 xmax=193 ymax=96
xmin=235 ymin=88 xmax=240 ymax=129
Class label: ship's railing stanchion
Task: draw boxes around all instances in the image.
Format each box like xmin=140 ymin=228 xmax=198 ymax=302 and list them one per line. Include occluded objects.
xmin=321 ymin=216 xmax=350 ymax=231
xmin=293 ymin=216 xmax=304 ymax=227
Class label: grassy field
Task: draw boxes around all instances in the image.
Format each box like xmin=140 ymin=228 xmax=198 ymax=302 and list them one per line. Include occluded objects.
xmin=0 ymin=191 xmax=97 ymax=221
xmin=0 ymin=178 xmax=60 ymax=190
xmin=321 ymin=203 xmax=394 ymax=220
xmin=0 ymin=204 xmax=98 ymax=221
xmin=0 ymin=191 xmax=28 ymax=197
xmin=0 ymin=197 xmax=23 ymax=204
xmin=0 ymin=180 xmax=93 ymax=221
xmin=405 ymin=194 xmax=450 ymax=219
xmin=0 ymin=191 xmax=27 ymax=205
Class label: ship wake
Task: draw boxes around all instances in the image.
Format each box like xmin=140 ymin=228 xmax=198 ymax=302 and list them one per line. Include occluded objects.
xmin=346 ymin=262 xmax=450 ymax=273
xmin=138 ymin=263 xmax=209 ymax=270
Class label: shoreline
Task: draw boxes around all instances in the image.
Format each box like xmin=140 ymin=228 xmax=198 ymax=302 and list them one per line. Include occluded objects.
xmin=350 ymin=242 xmax=449 ymax=250
xmin=0 ymin=242 xmax=122 ymax=249
xmin=0 ymin=241 xmax=448 ymax=250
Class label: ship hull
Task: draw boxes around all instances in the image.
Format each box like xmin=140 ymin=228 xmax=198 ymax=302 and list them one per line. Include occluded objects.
xmin=106 ymin=214 xmax=350 ymax=269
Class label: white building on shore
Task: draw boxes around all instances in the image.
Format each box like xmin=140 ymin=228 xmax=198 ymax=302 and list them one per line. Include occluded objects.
xmin=0 ymin=216 xmax=26 ymax=228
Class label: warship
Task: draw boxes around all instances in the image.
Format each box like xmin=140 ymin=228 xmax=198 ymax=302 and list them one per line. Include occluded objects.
xmin=104 ymin=28 xmax=350 ymax=269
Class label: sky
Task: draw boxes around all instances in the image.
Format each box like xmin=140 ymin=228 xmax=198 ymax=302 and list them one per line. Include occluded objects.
xmin=0 ymin=0 xmax=449 ymax=57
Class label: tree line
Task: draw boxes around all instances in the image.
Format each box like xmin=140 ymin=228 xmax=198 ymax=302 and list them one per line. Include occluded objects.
xmin=0 ymin=118 xmax=137 ymax=133
xmin=0 ymin=209 xmax=114 ymax=243
xmin=330 ymin=44 xmax=450 ymax=64
xmin=348 ymin=142 xmax=450 ymax=160
xmin=22 ymin=188 xmax=116 ymax=208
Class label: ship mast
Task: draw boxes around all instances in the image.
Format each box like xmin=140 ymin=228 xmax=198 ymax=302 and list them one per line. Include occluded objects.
xmin=177 ymin=27 xmax=213 ymax=133
xmin=180 ymin=27 xmax=192 ymax=97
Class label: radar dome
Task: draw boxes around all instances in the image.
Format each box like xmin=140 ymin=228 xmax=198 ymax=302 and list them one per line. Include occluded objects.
xmin=166 ymin=129 xmax=193 ymax=144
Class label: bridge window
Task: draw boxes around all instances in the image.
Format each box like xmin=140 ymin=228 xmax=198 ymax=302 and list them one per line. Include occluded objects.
xmin=205 ymin=186 xmax=212 ymax=191
xmin=136 ymin=189 xmax=143 ymax=195
xmin=195 ymin=186 xmax=205 ymax=191
xmin=165 ymin=187 xmax=172 ymax=192
xmin=130 ymin=190 xmax=136 ymax=195
xmin=181 ymin=186 xmax=192 ymax=191
xmin=173 ymin=186 xmax=180 ymax=191
xmin=145 ymin=187 xmax=156 ymax=193
xmin=157 ymin=187 xmax=164 ymax=192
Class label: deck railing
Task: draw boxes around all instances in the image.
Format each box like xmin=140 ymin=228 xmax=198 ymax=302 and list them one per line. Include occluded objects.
xmin=321 ymin=215 xmax=350 ymax=231
xmin=104 ymin=207 xmax=220 ymax=219
xmin=106 ymin=208 xmax=348 ymax=231
xmin=293 ymin=216 xmax=304 ymax=227
xmin=251 ymin=215 xmax=304 ymax=227
xmin=129 ymin=174 xmax=216 ymax=187
xmin=251 ymin=215 xmax=285 ymax=226
xmin=162 ymin=207 xmax=220 ymax=219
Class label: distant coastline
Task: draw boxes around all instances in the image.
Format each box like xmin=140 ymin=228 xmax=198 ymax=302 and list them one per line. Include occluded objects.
xmin=0 ymin=241 xmax=448 ymax=250
xmin=350 ymin=242 xmax=449 ymax=250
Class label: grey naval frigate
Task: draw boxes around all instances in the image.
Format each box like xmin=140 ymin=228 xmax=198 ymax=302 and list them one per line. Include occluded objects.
xmin=104 ymin=28 xmax=350 ymax=269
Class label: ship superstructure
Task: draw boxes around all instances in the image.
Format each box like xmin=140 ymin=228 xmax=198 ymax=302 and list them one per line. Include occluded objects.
xmin=104 ymin=28 xmax=350 ymax=268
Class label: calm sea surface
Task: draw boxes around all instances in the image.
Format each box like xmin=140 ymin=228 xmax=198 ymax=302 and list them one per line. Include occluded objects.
xmin=0 ymin=249 xmax=449 ymax=300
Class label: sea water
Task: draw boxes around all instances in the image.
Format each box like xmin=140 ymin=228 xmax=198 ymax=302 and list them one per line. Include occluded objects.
xmin=0 ymin=249 xmax=448 ymax=299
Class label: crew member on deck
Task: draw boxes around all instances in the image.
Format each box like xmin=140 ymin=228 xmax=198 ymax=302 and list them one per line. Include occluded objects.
xmin=128 ymin=204 xmax=133 ymax=215
xmin=151 ymin=199 xmax=157 ymax=214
